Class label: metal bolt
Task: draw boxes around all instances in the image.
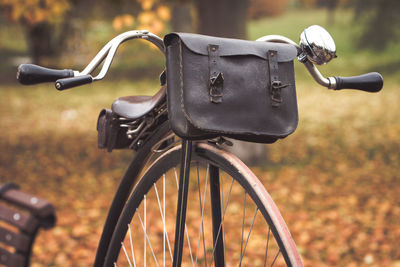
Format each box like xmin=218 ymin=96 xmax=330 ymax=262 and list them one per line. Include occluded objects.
xmin=136 ymin=140 xmax=143 ymax=148
xmin=13 ymin=213 xmax=21 ymax=221
xmin=5 ymin=234 xmax=12 ymax=241
xmin=30 ymin=197 xmax=39 ymax=205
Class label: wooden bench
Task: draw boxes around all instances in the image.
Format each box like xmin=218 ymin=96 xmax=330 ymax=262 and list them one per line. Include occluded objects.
xmin=0 ymin=183 xmax=56 ymax=267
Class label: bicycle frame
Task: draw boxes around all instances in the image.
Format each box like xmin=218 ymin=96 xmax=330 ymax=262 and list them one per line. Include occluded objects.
xmin=14 ymin=27 xmax=383 ymax=266
xmin=91 ymin=30 xmax=382 ymax=266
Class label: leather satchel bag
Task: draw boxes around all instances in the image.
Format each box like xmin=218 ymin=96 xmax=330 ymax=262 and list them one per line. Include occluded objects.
xmin=164 ymin=33 xmax=299 ymax=143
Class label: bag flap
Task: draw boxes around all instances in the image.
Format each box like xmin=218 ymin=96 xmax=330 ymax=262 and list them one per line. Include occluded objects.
xmin=164 ymin=32 xmax=298 ymax=62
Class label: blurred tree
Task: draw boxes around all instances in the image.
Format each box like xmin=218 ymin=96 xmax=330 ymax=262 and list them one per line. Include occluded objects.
xmin=112 ymin=0 xmax=170 ymax=35
xmin=0 ymin=0 xmax=143 ymax=64
xmin=353 ymin=0 xmax=400 ymax=50
xmin=0 ymin=0 xmax=253 ymax=62
xmin=166 ymin=0 xmax=250 ymax=38
xmin=169 ymin=1 xmax=193 ymax=32
xmin=300 ymin=0 xmax=348 ymax=8
xmin=193 ymin=0 xmax=249 ymax=38
xmin=248 ymin=0 xmax=289 ymax=19
xmin=299 ymin=0 xmax=344 ymax=25
xmin=0 ymin=0 xmax=70 ymax=64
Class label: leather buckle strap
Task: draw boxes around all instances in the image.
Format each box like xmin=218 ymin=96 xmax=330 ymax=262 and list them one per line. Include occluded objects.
xmin=267 ymin=50 xmax=289 ymax=107
xmin=208 ymin=44 xmax=224 ymax=103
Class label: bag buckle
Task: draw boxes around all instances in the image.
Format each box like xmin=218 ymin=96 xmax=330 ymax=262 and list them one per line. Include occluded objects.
xmin=209 ymin=72 xmax=224 ymax=103
xmin=270 ymin=80 xmax=289 ymax=107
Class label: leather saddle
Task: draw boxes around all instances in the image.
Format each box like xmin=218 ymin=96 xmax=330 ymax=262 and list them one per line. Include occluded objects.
xmin=111 ymin=85 xmax=166 ymax=120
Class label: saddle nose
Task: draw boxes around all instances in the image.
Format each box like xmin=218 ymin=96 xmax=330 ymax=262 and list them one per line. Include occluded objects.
xmin=111 ymin=85 xmax=166 ymax=120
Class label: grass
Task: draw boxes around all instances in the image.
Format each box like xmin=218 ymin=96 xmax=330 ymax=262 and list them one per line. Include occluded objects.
xmin=1 ymin=8 xmax=400 ymax=266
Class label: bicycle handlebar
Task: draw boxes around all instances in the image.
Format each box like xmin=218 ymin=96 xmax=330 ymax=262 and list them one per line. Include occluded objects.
xmin=333 ymin=72 xmax=383 ymax=92
xmin=256 ymin=35 xmax=383 ymax=93
xmin=55 ymin=75 xmax=93 ymax=90
xmin=16 ymin=30 xmax=164 ymax=90
xmin=17 ymin=64 xmax=76 ymax=85
xmin=16 ymin=30 xmax=383 ymax=93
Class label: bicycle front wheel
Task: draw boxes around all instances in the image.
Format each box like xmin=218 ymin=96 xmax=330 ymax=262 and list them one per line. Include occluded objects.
xmin=104 ymin=142 xmax=302 ymax=267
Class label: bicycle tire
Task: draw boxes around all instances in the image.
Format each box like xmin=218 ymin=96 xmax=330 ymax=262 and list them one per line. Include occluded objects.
xmin=104 ymin=142 xmax=303 ymax=267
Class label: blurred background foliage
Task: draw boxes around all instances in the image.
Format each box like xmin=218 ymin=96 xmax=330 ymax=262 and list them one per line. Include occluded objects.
xmin=1 ymin=0 xmax=400 ymax=66
xmin=0 ymin=0 xmax=399 ymax=266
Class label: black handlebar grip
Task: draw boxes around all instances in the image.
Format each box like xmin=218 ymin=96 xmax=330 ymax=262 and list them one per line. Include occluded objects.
xmin=334 ymin=72 xmax=383 ymax=92
xmin=55 ymin=75 xmax=93 ymax=90
xmin=17 ymin=64 xmax=74 ymax=85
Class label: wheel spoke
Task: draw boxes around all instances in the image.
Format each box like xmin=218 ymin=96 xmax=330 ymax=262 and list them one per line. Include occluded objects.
xmin=174 ymin=167 xmax=179 ymax=189
xmin=121 ymin=242 xmax=133 ymax=267
xmin=239 ymin=208 xmax=258 ymax=267
xmin=263 ymin=227 xmax=271 ymax=267
xmin=128 ymin=224 xmax=137 ymax=267
xmin=241 ymin=192 xmax=247 ymax=258
xmin=220 ymin=171 xmax=226 ymax=262
xmin=185 ymin=226 xmax=195 ymax=266
xmin=137 ymin=209 xmax=159 ymax=267
xmin=153 ymin=183 xmax=174 ymax=262
xmin=271 ymin=249 xmax=281 ymax=267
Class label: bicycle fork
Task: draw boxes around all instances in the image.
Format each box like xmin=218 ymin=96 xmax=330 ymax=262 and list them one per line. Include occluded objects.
xmin=172 ymin=140 xmax=225 ymax=267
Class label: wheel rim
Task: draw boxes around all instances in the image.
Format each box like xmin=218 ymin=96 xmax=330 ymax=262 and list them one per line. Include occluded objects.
xmin=108 ymin=144 xmax=301 ymax=267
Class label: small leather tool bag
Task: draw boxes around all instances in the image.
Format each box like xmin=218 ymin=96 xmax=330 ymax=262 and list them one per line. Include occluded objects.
xmin=164 ymin=33 xmax=299 ymax=143
xmin=97 ymin=109 xmax=132 ymax=152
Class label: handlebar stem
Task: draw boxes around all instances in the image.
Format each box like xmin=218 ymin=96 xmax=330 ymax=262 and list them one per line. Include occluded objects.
xmin=302 ymin=59 xmax=336 ymax=89
xmin=256 ymin=35 xmax=300 ymax=48
xmin=77 ymin=30 xmax=164 ymax=81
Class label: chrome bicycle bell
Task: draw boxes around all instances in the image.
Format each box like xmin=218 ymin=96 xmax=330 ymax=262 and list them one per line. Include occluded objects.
xmin=299 ymin=25 xmax=337 ymax=65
